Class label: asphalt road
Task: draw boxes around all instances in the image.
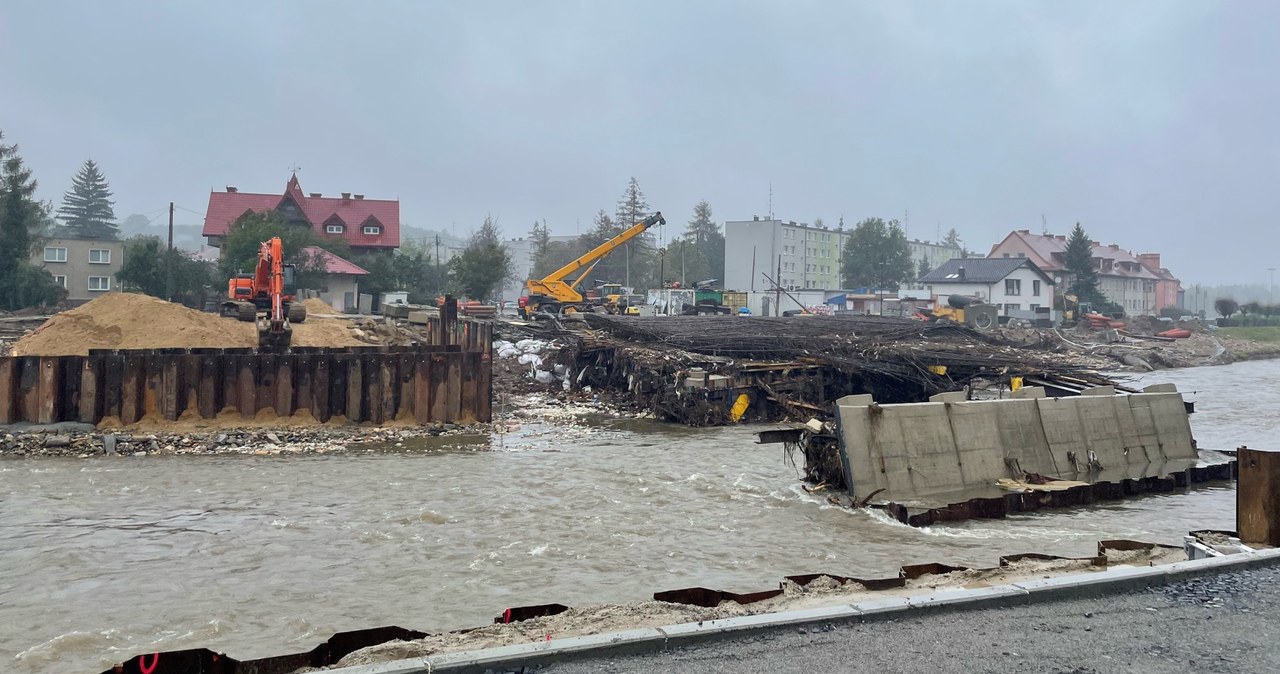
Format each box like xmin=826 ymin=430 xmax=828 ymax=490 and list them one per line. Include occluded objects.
xmin=543 ymin=565 xmax=1280 ymax=674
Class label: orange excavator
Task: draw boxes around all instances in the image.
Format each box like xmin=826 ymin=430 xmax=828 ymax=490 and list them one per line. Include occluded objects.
xmin=220 ymin=237 xmax=307 ymax=348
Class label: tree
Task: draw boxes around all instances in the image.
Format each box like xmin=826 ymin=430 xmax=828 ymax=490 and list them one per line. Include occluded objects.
xmin=0 ymin=132 xmax=61 ymax=310
xmin=572 ymin=210 xmax=627 ymax=289
xmin=58 ymin=159 xmax=119 ymax=240
xmin=217 ymin=211 xmax=350 ymax=289
xmin=684 ymin=200 xmax=725 ymax=284
xmin=917 ymin=258 xmax=931 ymax=279
xmin=448 ymin=215 xmax=512 ymax=301
xmin=1063 ymin=223 xmax=1106 ymax=306
xmin=116 ymin=235 xmax=216 ymax=302
xmin=943 ymin=228 xmax=962 ymax=249
xmin=659 ymin=238 xmax=710 ymax=286
xmin=839 ymin=217 xmax=914 ymax=290
xmin=1214 ymin=298 xmax=1238 ymax=319
xmin=614 ymin=177 xmax=654 ymax=288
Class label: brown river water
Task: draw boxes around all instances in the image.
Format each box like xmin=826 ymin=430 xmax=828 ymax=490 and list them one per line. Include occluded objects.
xmin=2 ymin=359 xmax=1275 ymax=672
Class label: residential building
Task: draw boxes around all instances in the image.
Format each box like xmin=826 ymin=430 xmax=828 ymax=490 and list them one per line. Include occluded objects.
xmin=202 ymin=174 xmax=400 ymax=255
xmin=917 ymin=258 xmax=1055 ymax=321
xmin=300 ymin=246 xmax=368 ymax=313
xmin=1136 ymin=253 xmax=1183 ymax=314
xmin=33 ymin=237 xmax=125 ymax=304
xmin=987 ymin=230 xmax=1178 ymax=315
xmin=723 ymin=217 xmax=849 ymax=291
xmin=908 ymin=239 xmax=965 ymax=275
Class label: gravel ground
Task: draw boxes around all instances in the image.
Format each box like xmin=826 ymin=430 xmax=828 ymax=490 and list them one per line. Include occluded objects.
xmin=543 ymin=565 xmax=1280 ymax=674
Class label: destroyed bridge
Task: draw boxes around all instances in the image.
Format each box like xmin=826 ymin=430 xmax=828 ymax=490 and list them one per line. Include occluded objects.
xmin=550 ymin=314 xmax=1116 ymax=426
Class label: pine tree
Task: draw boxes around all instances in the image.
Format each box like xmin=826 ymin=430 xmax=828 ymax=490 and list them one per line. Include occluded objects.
xmin=943 ymin=228 xmax=962 ymax=249
xmin=448 ymin=215 xmax=513 ymax=301
xmin=0 ymin=132 xmax=61 ymax=309
xmin=58 ymin=159 xmax=118 ymax=240
xmin=684 ymin=200 xmax=725 ymax=283
xmin=614 ymin=177 xmax=655 ymax=288
xmin=1063 ymin=223 xmax=1105 ymax=306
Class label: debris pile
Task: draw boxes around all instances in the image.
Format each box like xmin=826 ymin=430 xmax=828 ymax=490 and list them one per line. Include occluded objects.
xmin=552 ymin=314 xmax=1118 ymax=425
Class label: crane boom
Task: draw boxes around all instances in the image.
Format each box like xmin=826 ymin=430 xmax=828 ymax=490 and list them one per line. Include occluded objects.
xmin=522 ymin=212 xmax=664 ymax=315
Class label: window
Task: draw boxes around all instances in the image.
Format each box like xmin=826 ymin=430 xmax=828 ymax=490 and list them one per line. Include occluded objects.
xmin=44 ymin=247 xmax=67 ymax=262
xmin=363 ymin=225 xmax=381 ymax=235
xmin=88 ymin=276 xmax=110 ymax=291
xmin=1005 ymin=279 xmax=1021 ymax=296
xmin=89 ymin=249 xmax=111 ymax=264
xmin=1003 ymin=303 xmax=1021 ymax=314
xmin=326 ymin=224 xmax=344 ymax=234
xmin=1029 ymin=304 xmax=1041 ymax=312
xmin=52 ymin=275 xmax=67 ymax=288
xmin=1002 ymin=253 xmax=1010 ymax=258
xmin=1032 ymin=280 xmax=1041 ymax=296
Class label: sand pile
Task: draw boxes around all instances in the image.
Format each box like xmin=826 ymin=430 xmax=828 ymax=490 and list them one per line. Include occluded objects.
xmin=302 ymin=297 xmax=340 ymax=314
xmin=11 ymin=293 xmax=257 ymax=355
xmin=10 ymin=293 xmax=366 ymax=356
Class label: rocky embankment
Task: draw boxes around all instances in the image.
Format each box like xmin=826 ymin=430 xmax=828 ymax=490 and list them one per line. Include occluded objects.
xmin=0 ymin=422 xmax=492 ymax=459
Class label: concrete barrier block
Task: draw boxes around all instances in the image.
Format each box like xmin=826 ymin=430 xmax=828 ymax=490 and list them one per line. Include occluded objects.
xmin=1011 ymin=565 xmax=1164 ymax=596
xmin=836 ymin=394 xmax=874 ymax=407
xmin=427 ymin=628 xmax=666 ymax=668
xmin=1143 ymin=383 xmax=1178 ymax=393
xmin=905 ymin=584 xmax=1028 ymax=609
xmin=1011 ymin=386 xmax=1046 ymax=399
xmin=1081 ymin=385 xmax=1117 ymax=396
xmin=659 ymin=604 xmax=862 ymax=640
xmin=850 ymin=595 xmax=913 ymax=615
xmin=929 ymin=391 xmax=967 ymax=403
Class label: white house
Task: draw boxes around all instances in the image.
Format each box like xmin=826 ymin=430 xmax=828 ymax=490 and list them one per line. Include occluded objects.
xmin=301 ymin=246 xmax=368 ymax=313
xmin=914 ymin=257 xmax=1055 ymax=322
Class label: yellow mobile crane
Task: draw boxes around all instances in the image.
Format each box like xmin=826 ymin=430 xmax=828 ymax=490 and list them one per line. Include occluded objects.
xmin=520 ymin=212 xmax=665 ymax=318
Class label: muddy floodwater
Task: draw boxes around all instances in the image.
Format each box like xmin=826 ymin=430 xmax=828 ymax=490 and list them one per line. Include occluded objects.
xmin=3 ymin=359 xmax=1275 ymax=673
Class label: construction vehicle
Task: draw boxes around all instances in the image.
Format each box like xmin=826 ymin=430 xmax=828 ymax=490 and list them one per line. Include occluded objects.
xmin=520 ymin=212 xmax=665 ymax=318
xmin=220 ymin=237 xmax=306 ymax=348
xmin=924 ymin=294 xmax=998 ymax=330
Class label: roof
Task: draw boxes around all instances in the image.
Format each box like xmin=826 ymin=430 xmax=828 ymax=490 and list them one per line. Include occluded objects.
xmin=203 ymin=175 xmax=400 ymax=249
xmin=301 ymin=246 xmax=368 ymax=275
xmin=989 ymin=231 xmax=1159 ymax=280
xmin=919 ymin=257 xmax=1054 ymax=285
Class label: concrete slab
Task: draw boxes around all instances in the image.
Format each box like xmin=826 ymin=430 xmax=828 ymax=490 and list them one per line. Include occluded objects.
xmin=1011 ymin=565 xmax=1165 ymax=596
xmin=904 ymin=584 xmax=1029 ymax=609
xmin=849 ymin=595 xmax=914 ymax=615
xmin=659 ymin=604 xmax=862 ymax=640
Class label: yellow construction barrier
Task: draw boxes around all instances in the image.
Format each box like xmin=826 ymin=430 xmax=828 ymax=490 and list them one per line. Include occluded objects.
xmin=730 ymin=393 xmax=750 ymax=422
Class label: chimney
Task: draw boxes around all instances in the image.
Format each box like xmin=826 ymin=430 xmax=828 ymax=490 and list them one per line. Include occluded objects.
xmin=341 ymin=192 xmax=351 ymax=201
xmin=226 ymin=186 xmax=237 ymax=193
xmin=354 ymin=194 xmax=364 ymax=200
xmin=753 ymin=215 xmax=759 ymax=221
xmin=309 ymin=192 xmax=322 ymax=197
xmin=1018 ymin=229 xmax=1030 ymax=234
xmin=1138 ymin=253 xmax=1161 ymax=270
xmin=958 ymin=266 xmax=965 ymax=280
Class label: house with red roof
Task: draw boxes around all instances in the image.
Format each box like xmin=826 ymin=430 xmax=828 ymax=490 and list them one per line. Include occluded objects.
xmin=202 ymin=174 xmax=400 ymax=254
xmin=988 ymin=230 xmax=1181 ymax=315
xmin=299 ymin=246 xmax=369 ymax=313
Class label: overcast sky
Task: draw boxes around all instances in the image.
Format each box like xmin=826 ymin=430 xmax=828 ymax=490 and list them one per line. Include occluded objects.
xmin=2 ymin=1 xmax=1276 ymax=284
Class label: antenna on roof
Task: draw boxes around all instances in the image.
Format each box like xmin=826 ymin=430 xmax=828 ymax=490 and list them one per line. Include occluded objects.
xmin=1041 ymin=214 xmax=1048 ymax=235
xmin=768 ymin=181 xmax=773 ymax=220
xmin=288 ymin=164 xmax=301 ymax=175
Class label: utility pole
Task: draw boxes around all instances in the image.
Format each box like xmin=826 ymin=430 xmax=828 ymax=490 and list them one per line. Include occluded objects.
xmin=434 ymin=234 xmax=441 ymax=294
xmin=775 ymin=255 xmax=782 ymax=316
xmin=166 ymin=202 xmax=174 ymax=300
xmin=1270 ymin=268 xmax=1276 ymax=305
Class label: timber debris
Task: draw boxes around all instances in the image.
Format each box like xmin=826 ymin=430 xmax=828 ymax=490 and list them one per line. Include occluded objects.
xmin=532 ymin=314 xmax=1120 ymax=426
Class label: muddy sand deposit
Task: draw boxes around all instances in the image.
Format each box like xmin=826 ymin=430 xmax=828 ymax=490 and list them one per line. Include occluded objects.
xmin=332 ymin=546 xmax=1183 ymax=668
xmin=9 ymin=293 xmax=365 ymax=356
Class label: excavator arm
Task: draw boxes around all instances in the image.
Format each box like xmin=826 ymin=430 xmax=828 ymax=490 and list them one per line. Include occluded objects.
xmin=256 ymin=237 xmax=292 ymax=348
xmin=524 ymin=212 xmax=664 ymax=311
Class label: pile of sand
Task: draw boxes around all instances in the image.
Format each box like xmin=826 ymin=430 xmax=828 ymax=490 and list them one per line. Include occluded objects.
xmin=302 ymin=297 xmax=340 ymax=315
xmin=10 ymin=293 xmax=366 ymax=356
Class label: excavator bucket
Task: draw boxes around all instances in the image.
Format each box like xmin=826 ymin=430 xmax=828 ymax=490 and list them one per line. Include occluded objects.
xmin=257 ymin=320 xmax=292 ymax=350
